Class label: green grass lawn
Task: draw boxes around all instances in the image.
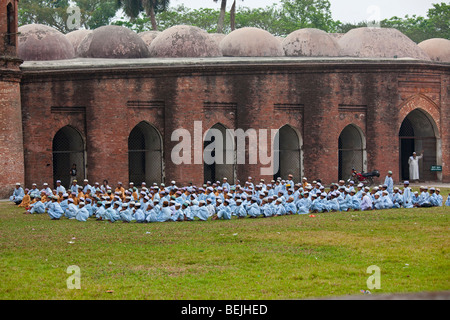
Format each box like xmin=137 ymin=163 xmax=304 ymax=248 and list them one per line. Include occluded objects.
xmin=0 ymin=201 xmax=448 ymax=300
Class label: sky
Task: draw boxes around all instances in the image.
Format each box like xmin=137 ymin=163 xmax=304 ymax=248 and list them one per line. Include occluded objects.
xmin=169 ymin=0 xmax=439 ymax=23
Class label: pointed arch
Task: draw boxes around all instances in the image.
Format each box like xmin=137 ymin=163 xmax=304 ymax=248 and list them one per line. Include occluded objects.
xmin=128 ymin=121 xmax=163 ymax=185
xmin=399 ymin=108 xmax=440 ymax=181
xmin=203 ymin=123 xmax=236 ymax=184
xmin=52 ymin=126 xmax=86 ymax=188
xmin=338 ymin=124 xmax=367 ymax=181
xmin=273 ymin=124 xmax=303 ymax=182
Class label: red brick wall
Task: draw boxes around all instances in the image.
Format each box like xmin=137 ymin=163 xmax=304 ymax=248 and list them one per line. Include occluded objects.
xmin=18 ymin=61 xmax=450 ymax=191
xmin=0 ymin=77 xmax=24 ymax=198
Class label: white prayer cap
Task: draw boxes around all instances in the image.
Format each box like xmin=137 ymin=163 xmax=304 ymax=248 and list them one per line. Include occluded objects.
xmin=121 ymin=203 xmax=128 ymax=207
xmin=276 ymin=198 xmax=282 ymax=202
xmin=357 ymin=183 xmax=364 ymax=188
xmin=68 ymin=198 xmax=74 ymax=203
xmin=16 ymin=182 xmax=21 ymax=186
xmin=171 ymin=180 xmax=176 ymax=184
xmin=135 ymin=202 xmax=141 ymax=207
xmin=404 ymin=181 xmax=410 ymax=184
xmin=79 ymin=202 xmax=85 ymax=206
xmin=84 ymin=179 xmax=88 ymax=182
xmin=43 ymin=183 xmax=48 ymax=186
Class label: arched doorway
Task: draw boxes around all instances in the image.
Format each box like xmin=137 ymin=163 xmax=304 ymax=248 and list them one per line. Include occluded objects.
xmin=338 ymin=124 xmax=367 ymax=181
xmin=273 ymin=125 xmax=302 ymax=182
xmin=203 ymin=123 xmax=235 ymax=184
xmin=128 ymin=122 xmax=163 ymax=185
xmin=399 ymin=109 xmax=439 ymax=181
xmin=52 ymin=126 xmax=85 ymax=188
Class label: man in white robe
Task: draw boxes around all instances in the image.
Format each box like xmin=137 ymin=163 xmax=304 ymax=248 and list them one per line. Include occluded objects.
xmin=408 ymin=151 xmax=423 ymax=182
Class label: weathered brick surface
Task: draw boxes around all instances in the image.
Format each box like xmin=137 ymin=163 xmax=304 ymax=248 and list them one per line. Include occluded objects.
xmin=14 ymin=61 xmax=448 ymax=192
xmin=0 ymin=0 xmax=24 ymax=198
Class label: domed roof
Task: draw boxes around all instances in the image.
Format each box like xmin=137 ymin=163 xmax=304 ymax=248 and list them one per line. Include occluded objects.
xmin=18 ymin=24 xmax=75 ymax=61
xmin=338 ymin=27 xmax=430 ymax=60
xmin=418 ymin=38 xmax=450 ymax=63
xmin=77 ymin=25 xmax=150 ymax=59
xmin=283 ymin=28 xmax=340 ymax=57
xmin=138 ymin=30 xmax=161 ymax=49
xmin=65 ymin=29 xmax=92 ymax=55
xmin=209 ymin=33 xmax=226 ymax=45
xmin=149 ymin=25 xmax=221 ymax=57
xmin=220 ymin=27 xmax=284 ymax=57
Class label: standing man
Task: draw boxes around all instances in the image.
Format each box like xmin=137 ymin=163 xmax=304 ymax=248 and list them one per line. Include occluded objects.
xmin=69 ymin=163 xmax=77 ymax=185
xmin=408 ymin=151 xmax=424 ymax=182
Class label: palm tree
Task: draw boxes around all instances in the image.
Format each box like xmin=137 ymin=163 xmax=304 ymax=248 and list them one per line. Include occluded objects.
xmin=116 ymin=0 xmax=169 ymax=31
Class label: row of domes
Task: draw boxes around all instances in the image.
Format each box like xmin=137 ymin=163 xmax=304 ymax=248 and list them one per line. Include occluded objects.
xmin=18 ymin=24 xmax=450 ymax=63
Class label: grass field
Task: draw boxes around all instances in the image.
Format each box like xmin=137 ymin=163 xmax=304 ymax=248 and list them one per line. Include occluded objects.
xmin=0 ymin=200 xmax=448 ymax=300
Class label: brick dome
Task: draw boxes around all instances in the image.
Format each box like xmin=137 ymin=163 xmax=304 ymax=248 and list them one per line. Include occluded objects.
xmin=283 ymin=28 xmax=340 ymax=57
xmin=418 ymin=38 xmax=450 ymax=63
xmin=220 ymin=27 xmax=284 ymax=57
xmin=209 ymin=33 xmax=226 ymax=46
xmin=149 ymin=25 xmax=221 ymax=57
xmin=77 ymin=25 xmax=150 ymax=59
xmin=338 ymin=27 xmax=430 ymax=60
xmin=18 ymin=24 xmax=75 ymax=61
xmin=65 ymin=29 xmax=92 ymax=56
xmin=138 ymin=30 xmax=160 ymax=49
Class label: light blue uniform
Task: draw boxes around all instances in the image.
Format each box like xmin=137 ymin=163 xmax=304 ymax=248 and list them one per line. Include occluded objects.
xmin=247 ymin=202 xmax=261 ymax=217
xmin=106 ymin=206 xmax=120 ymax=222
xmin=156 ymin=207 xmax=172 ymax=222
xmin=445 ymin=195 xmax=450 ymax=206
xmin=217 ymin=205 xmax=232 ymax=220
xmin=134 ymin=208 xmax=146 ymax=223
xmin=235 ymin=204 xmax=247 ymax=217
xmin=95 ymin=205 xmax=106 ymax=219
xmin=418 ymin=191 xmax=431 ymax=206
xmin=196 ymin=206 xmax=210 ymax=221
xmin=30 ymin=201 xmax=46 ymax=214
xmin=48 ymin=201 xmax=64 ymax=219
xmin=381 ymin=194 xmax=393 ymax=209
xmin=285 ymin=201 xmax=297 ymax=214
xmin=391 ymin=192 xmax=403 ymax=208
xmin=76 ymin=206 xmax=90 ymax=222
xmin=119 ymin=208 xmax=133 ymax=222
xmin=10 ymin=187 xmax=24 ymax=203
xmin=402 ymin=187 xmax=413 ymax=208
xmin=261 ymin=202 xmax=273 ymax=217
xmin=384 ymin=176 xmax=394 ymax=194
xmin=65 ymin=203 xmax=78 ymax=219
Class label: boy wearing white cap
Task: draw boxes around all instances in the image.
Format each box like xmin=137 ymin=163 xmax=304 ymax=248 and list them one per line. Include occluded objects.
xmin=75 ymin=202 xmax=89 ymax=222
xmin=10 ymin=183 xmax=24 ymax=204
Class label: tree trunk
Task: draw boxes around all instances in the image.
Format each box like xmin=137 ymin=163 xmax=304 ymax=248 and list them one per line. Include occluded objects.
xmin=230 ymin=0 xmax=236 ymax=31
xmin=150 ymin=5 xmax=157 ymax=31
xmin=217 ymin=0 xmax=227 ymax=33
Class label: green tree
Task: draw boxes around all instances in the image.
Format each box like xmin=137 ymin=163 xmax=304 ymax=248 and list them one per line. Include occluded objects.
xmin=278 ymin=0 xmax=338 ymax=34
xmin=427 ymin=2 xmax=450 ymax=39
xmin=18 ymin=0 xmax=70 ymax=32
xmin=18 ymin=0 xmax=118 ymax=33
xmin=116 ymin=0 xmax=170 ymax=30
